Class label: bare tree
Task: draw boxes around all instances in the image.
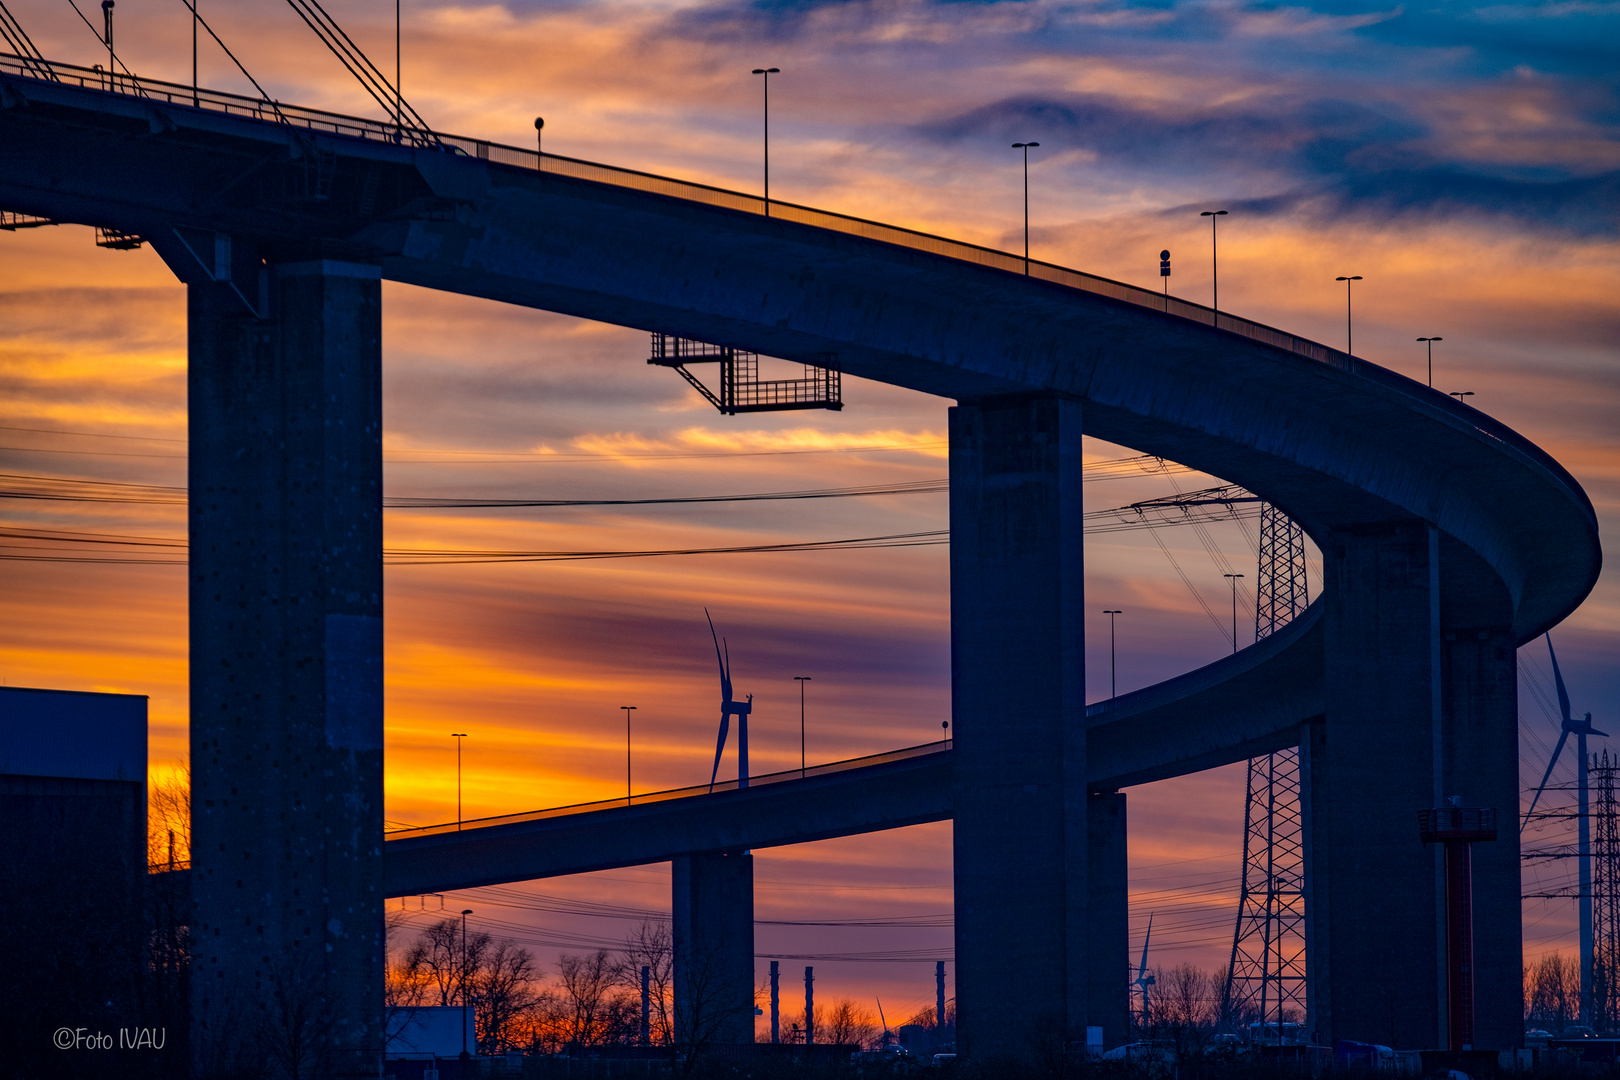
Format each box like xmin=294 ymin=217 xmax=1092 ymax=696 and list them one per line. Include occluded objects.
xmin=1147 ymin=963 xmax=1220 ymax=1059
xmin=822 ymin=999 xmax=879 ymax=1048
xmin=477 ymin=940 xmax=548 ymax=1054
xmin=147 ymin=763 xmax=192 ymax=869
xmin=261 ymin=951 xmax=335 ymax=1080
xmin=618 ymin=919 xmax=675 ymax=1045
xmin=402 ymin=917 xmax=491 ymax=1007
xmin=1528 ymin=952 xmax=1581 ymax=1032
xmin=555 ymin=949 xmax=637 ymax=1047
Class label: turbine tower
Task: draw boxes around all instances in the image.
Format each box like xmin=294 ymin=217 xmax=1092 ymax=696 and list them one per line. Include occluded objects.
xmin=1524 ymin=633 xmax=1606 ymax=1024
xmin=704 ymin=609 xmax=754 ymax=791
xmin=1223 ymin=503 xmax=1308 ymax=1040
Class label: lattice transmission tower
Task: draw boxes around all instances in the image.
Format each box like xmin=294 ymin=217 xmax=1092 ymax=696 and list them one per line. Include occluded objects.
xmin=1592 ymin=753 xmax=1620 ymax=1030
xmin=1223 ymin=503 xmax=1309 ymax=1039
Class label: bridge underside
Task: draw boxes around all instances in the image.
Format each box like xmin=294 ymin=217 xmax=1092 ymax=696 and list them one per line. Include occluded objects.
xmin=0 ymin=69 xmax=1599 ymax=1068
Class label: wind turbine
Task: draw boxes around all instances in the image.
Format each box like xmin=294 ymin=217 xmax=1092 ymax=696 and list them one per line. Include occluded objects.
xmin=1134 ymin=913 xmax=1156 ymax=1028
xmin=705 ymin=609 xmax=754 ymax=792
xmin=1523 ymin=632 xmax=1605 ymax=1024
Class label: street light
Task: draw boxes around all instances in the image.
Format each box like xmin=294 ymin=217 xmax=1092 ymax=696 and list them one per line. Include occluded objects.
xmin=101 ymin=2 xmax=114 ymax=86
xmin=534 ymin=116 xmax=544 ymax=158
xmin=752 ymin=67 xmax=780 ymax=216
xmin=1103 ymin=610 xmax=1122 ymax=699
xmin=1335 ymin=276 xmax=1363 ymax=354
xmin=460 ymin=908 xmax=474 ymax=1059
xmin=1223 ymin=574 xmax=1245 ymax=653
xmin=793 ymin=676 xmax=811 ymax=777
xmin=1450 ymin=391 xmax=1475 ymax=404
xmin=451 ymin=733 xmax=468 ymax=830
xmin=1200 ymin=210 xmax=1228 ymax=317
xmin=1012 ymin=142 xmax=1040 ymax=274
xmin=942 ymin=720 xmax=950 ymax=745
xmin=621 ymin=706 xmax=637 ymax=803
xmin=1417 ymin=336 xmax=1443 ymax=388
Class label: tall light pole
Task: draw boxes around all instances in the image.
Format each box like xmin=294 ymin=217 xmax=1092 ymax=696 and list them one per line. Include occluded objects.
xmin=190 ymin=0 xmax=198 ymax=106
xmin=460 ymin=908 xmax=474 ymax=1058
xmin=1335 ymin=276 xmax=1363 ymax=354
xmin=1417 ymin=336 xmax=1442 ymax=388
xmin=101 ymin=2 xmax=114 ymax=84
xmin=1200 ymin=210 xmax=1227 ymax=316
xmin=1104 ymin=610 xmax=1122 ymax=698
xmin=794 ymin=676 xmax=811 ymax=777
xmin=1012 ymin=142 xmax=1040 ymax=274
xmin=451 ymin=732 xmax=468 ymax=829
xmin=1223 ymin=574 xmax=1244 ymax=653
xmin=752 ymin=67 xmax=780 ymax=216
xmin=395 ymin=0 xmax=401 ymax=132
xmin=621 ymin=706 xmax=637 ymax=802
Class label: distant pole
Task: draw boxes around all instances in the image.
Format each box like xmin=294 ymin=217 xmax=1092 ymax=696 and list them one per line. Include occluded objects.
xmin=534 ymin=116 xmax=544 ymax=158
xmin=936 ymin=961 xmax=946 ymax=1038
xmin=641 ymin=964 xmax=651 ymax=1044
xmin=941 ymin=720 xmax=949 ymax=745
xmin=1417 ymin=336 xmax=1443 ymax=388
xmin=770 ymin=960 xmax=781 ymax=1043
xmin=794 ymin=676 xmax=811 ymax=777
xmin=460 ymin=907 xmax=474 ymax=1057
xmin=395 ymin=0 xmax=401 ymax=131
xmin=1104 ymin=610 xmax=1122 ymax=698
xmin=804 ymin=966 xmax=815 ymax=1044
xmin=1159 ymin=250 xmax=1171 ymax=311
xmin=752 ymin=67 xmax=780 ymax=215
xmin=451 ymin=732 xmax=468 ymax=829
xmin=621 ymin=706 xmax=637 ymax=802
xmin=1012 ymin=142 xmax=1040 ymax=274
xmin=1335 ymin=276 xmax=1363 ymax=354
xmin=190 ymin=0 xmax=197 ymax=105
xmin=1200 ymin=210 xmax=1228 ymax=317
xmin=1223 ymin=575 xmax=1244 ymax=653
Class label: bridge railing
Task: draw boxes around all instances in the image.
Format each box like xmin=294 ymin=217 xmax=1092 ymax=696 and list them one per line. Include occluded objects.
xmin=384 ymin=739 xmax=952 ymax=840
xmin=0 ymin=50 xmax=1335 ymax=366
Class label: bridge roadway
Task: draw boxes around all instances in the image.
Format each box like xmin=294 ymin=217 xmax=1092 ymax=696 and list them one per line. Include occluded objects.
xmin=386 ymin=599 xmax=1321 ymax=893
xmin=0 ymin=56 xmax=1599 ymax=1068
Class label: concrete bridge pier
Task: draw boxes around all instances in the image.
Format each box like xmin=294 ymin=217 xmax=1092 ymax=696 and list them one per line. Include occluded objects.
xmin=1306 ymin=523 xmax=1520 ymax=1050
xmin=949 ymin=395 xmax=1087 ymax=1061
xmin=185 ymin=257 xmax=385 ymax=1077
xmin=1089 ymin=790 xmax=1130 ymax=1051
xmin=672 ymin=850 xmax=756 ymax=1046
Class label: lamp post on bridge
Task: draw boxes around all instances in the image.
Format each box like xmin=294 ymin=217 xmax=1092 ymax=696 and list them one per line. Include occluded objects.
xmin=794 ymin=676 xmax=811 ymax=777
xmin=621 ymin=705 xmax=637 ymax=802
xmin=1104 ymin=609 xmax=1122 ymax=698
xmin=451 ymin=732 xmax=468 ymax=829
xmin=1200 ymin=210 xmax=1227 ymax=316
xmin=1417 ymin=336 xmax=1443 ymax=388
xmin=752 ymin=67 xmax=780 ymax=216
xmin=1223 ymin=574 xmax=1244 ymax=653
xmin=1335 ymin=275 xmax=1363 ymax=354
xmin=1012 ymin=142 xmax=1040 ymax=274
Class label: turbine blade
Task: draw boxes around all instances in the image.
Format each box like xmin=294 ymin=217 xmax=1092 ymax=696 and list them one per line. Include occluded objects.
xmin=1548 ymin=633 xmax=1573 ymax=724
xmin=708 ymin=711 xmax=730 ymax=792
xmin=706 ymin=609 xmax=726 ymax=681
xmin=1137 ymin=913 xmax=1153 ymax=979
xmin=1523 ymin=727 xmax=1571 ymax=829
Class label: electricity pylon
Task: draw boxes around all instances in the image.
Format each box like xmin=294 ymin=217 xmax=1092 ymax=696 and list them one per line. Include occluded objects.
xmin=1222 ymin=503 xmax=1309 ymax=1041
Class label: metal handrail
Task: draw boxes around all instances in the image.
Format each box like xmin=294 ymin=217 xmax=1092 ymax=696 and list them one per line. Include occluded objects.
xmin=0 ymin=53 xmax=1592 ymax=515
xmin=384 ymin=739 xmax=952 ymax=839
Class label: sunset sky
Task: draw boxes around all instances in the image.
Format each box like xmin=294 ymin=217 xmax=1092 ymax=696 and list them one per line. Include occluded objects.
xmin=0 ymin=0 xmax=1615 ymax=1026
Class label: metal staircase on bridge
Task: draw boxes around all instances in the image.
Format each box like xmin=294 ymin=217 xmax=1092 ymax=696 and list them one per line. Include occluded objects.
xmin=647 ymin=333 xmax=842 ymax=414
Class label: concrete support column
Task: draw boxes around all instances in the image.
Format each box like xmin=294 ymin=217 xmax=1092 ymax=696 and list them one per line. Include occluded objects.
xmin=1310 ymin=521 xmax=1442 ymax=1050
xmin=1441 ymin=624 xmax=1519 ymax=1047
xmin=1088 ymin=790 xmax=1129 ymax=1051
xmin=672 ymin=850 xmax=755 ymax=1046
xmin=188 ymin=260 xmax=384 ymax=1076
xmin=949 ymin=395 xmax=1086 ymax=1061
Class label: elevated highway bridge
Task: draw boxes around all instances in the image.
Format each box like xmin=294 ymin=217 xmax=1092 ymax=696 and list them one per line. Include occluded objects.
xmin=0 ymin=52 xmax=1599 ymax=1070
